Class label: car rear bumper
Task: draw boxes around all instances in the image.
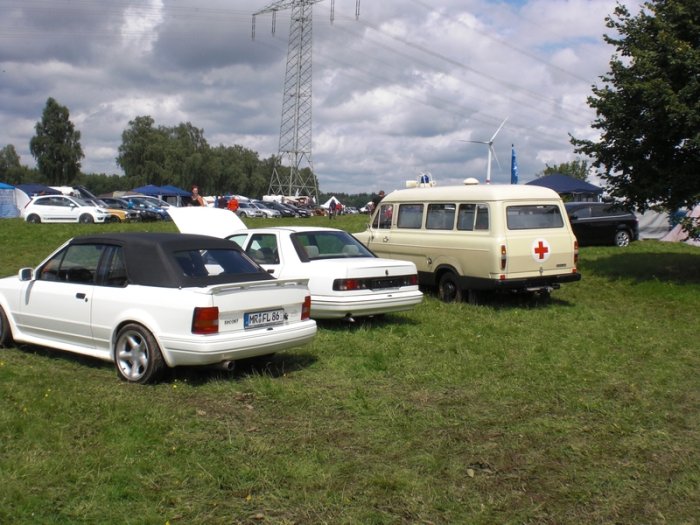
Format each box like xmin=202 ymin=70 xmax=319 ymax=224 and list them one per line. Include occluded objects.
xmin=310 ymin=290 xmax=423 ymax=319
xmin=157 ymin=320 xmax=317 ymax=367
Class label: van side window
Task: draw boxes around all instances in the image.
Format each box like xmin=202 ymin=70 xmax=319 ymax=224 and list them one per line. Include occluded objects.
xmin=457 ymin=204 xmax=476 ymax=230
xmin=426 ymin=204 xmax=456 ymax=230
xmin=397 ymin=204 xmax=423 ymax=229
xmin=475 ymin=204 xmax=489 ymax=230
xmin=372 ymin=204 xmax=394 ymax=229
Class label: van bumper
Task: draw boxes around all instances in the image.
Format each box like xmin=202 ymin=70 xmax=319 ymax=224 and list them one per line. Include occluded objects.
xmin=490 ymin=272 xmax=581 ymax=291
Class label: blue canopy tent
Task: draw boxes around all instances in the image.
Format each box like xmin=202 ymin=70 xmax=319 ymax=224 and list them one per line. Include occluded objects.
xmin=132 ymin=184 xmax=190 ymax=206
xmin=0 ymin=182 xmax=20 ymax=218
xmin=131 ymin=184 xmax=167 ymax=196
xmin=526 ymin=174 xmax=603 ymax=201
xmin=160 ymin=185 xmax=190 ymax=197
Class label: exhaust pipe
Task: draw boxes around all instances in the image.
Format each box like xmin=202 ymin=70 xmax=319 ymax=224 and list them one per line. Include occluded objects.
xmin=215 ymin=360 xmax=236 ymax=372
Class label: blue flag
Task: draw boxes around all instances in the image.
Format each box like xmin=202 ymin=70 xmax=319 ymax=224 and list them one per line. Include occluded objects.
xmin=510 ymin=145 xmax=519 ymax=184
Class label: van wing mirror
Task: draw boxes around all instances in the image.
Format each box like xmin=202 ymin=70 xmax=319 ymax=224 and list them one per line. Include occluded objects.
xmin=19 ymin=267 xmax=33 ymax=281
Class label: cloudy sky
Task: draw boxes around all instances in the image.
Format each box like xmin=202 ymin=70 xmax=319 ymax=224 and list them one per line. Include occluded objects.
xmin=0 ymin=0 xmax=642 ymax=194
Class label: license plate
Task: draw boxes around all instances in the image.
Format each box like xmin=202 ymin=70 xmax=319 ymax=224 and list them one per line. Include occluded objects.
xmin=244 ymin=309 xmax=284 ymax=329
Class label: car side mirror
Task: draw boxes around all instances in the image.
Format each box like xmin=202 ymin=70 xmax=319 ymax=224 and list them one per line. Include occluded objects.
xmin=19 ymin=268 xmax=33 ymax=281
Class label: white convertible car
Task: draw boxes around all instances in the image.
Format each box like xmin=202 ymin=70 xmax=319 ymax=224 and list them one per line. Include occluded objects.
xmin=0 ymin=232 xmax=317 ymax=383
xmin=169 ymin=207 xmax=423 ymax=320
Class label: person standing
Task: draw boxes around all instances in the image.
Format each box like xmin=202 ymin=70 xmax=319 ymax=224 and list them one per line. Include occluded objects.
xmin=371 ymin=190 xmax=385 ymax=213
xmin=190 ymin=186 xmax=205 ymax=207
xmin=329 ymin=199 xmax=337 ymax=219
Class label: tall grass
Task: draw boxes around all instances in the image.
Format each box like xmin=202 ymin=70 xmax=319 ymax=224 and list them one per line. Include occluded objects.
xmin=1 ymin=216 xmax=698 ymax=524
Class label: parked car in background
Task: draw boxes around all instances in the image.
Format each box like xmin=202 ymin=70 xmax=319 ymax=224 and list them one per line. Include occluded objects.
xmin=251 ymin=201 xmax=282 ymax=218
xmin=169 ymin=207 xmax=423 ymax=321
xmin=285 ymin=202 xmax=312 ymax=217
xmin=134 ymin=195 xmax=171 ymax=209
xmin=236 ymin=201 xmax=265 ymax=218
xmin=124 ymin=196 xmax=170 ymax=221
xmin=0 ymin=232 xmax=316 ymax=383
xmin=565 ymin=202 xmax=639 ymax=247
xmin=21 ymin=195 xmax=111 ymax=224
xmin=264 ymin=200 xmax=297 ymax=217
xmin=94 ymin=197 xmax=140 ymax=222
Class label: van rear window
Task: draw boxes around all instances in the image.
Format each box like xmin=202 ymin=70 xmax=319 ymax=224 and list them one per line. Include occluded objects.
xmin=507 ymin=205 xmax=564 ymax=230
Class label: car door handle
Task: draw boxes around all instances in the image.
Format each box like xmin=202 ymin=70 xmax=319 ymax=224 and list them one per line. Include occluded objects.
xmin=76 ymin=293 xmax=87 ymax=301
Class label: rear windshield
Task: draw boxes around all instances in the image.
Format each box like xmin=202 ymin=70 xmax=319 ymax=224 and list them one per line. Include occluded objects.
xmin=291 ymin=231 xmax=374 ymax=260
xmin=173 ymin=248 xmax=264 ymax=278
xmin=506 ymin=205 xmax=564 ymax=230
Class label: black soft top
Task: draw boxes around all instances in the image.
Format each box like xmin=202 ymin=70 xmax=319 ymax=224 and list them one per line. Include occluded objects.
xmin=69 ymin=232 xmax=272 ymax=288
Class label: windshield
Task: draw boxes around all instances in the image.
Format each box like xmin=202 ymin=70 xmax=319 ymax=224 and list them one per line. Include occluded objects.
xmin=291 ymin=231 xmax=374 ymax=260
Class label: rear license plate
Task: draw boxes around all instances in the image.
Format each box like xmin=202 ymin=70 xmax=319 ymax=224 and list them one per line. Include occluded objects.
xmin=244 ymin=309 xmax=284 ymax=329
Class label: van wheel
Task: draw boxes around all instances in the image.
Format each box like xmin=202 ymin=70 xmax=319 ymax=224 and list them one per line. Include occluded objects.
xmin=438 ymin=272 xmax=462 ymax=303
xmin=614 ymin=229 xmax=631 ymax=247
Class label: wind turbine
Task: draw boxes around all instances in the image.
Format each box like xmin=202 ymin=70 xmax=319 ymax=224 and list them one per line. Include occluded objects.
xmin=461 ymin=117 xmax=508 ymax=183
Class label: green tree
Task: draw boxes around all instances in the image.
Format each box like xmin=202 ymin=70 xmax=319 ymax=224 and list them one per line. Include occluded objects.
xmin=0 ymin=144 xmax=25 ymax=185
xmin=29 ymin=98 xmax=84 ymax=185
xmin=537 ymin=159 xmax=591 ymax=181
xmin=117 ymin=116 xmax=169 ymax=187
xmin=572 ymin=0 xmax=700 ymax=226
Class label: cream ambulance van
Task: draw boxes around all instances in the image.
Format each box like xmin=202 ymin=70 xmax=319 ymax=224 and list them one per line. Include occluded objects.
xmin=355 ymin=180 xmax=581 ymax=302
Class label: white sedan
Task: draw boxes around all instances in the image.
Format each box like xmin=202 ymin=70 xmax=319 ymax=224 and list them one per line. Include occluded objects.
xmin=169 ymin=207 xmax=423 ymax=320
xmin=0 ymin=232 xmax=316 ymax=383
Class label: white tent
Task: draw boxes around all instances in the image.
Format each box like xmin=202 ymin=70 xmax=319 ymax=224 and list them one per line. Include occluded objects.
xmin=636 ymin=210 xmax=672 ymax=240
xmin=321 ymin=196 xmax=342 ymax=209
xmin=660 ymin=205 xmax=700 ymax=247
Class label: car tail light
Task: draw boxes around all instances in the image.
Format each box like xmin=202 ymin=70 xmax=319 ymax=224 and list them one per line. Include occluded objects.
xmin=573 ymin=240 xmax=579 ymax=266
xmin=301 ymin=295 xmax=311 ymax=320
xmin=500 ymin=244 xmax=507 ymax=271
xmin=333 ymin=274 xmax=417 ymax=291
xmin=192 ymin=307 xmax=219 ymax=334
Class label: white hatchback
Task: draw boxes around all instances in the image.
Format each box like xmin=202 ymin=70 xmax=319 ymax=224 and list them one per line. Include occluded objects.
xmin=169 ymin=207 xmax=423 ymax=320
xmin=21 ymin=194 xmax=111 ymax=224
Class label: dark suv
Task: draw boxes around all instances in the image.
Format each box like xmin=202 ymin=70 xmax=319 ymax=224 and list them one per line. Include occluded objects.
xmin=565 ymin=202 xmax=639 ymax=247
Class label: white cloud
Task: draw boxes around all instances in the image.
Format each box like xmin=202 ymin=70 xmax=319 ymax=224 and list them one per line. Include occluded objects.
xmin=0 ymin=0 xmax=645 ymax=193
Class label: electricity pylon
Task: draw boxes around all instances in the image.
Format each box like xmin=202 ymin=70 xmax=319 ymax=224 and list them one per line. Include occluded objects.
xmin=253 ymin=0 xmax=360 ymax=203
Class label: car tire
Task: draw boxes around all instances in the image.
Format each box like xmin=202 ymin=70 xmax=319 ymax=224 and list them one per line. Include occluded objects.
xmin=438 ymin=272 xmax=463 ymax=303
xmin=614 ymin=229 xmax=631 ymax=247
xmin=79 ymin=214 xmax=94 ymax=224
xmin=26 ymin=214 xmax=41 ymax=224
xmin=114 ymin=323 xmax=165 ymax=384
xmin=0 ymin=306 xmax=13 ymax=347
xmin=108 ymin=215 xmax=121 ymax=223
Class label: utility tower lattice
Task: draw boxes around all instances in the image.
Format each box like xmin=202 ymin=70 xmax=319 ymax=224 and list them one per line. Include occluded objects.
xmin=252 ymin=0 xmax=360 ymax=202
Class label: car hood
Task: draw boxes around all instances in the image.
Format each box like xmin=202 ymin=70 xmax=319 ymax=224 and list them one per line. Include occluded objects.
xmin=168 ymin=206 xmax=247 ymax=238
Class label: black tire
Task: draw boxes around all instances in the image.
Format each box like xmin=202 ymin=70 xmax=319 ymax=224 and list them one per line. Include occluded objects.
xmin=108 ymin=215 xmax=121 ymax=223
xmin=614 ymin=229 xmax=631 ymax=247
xmin=0 ymin=306 xmax=13 ymax=347
xmin=79 ymin=214 xmax=94 ymax=224
xmin=114 ymin=323 xmax=165 ymax=384
xmin=26 ymin=214 xmax=41 ymax=224
xmin=438 ymin=272 xmax=463 ymax=303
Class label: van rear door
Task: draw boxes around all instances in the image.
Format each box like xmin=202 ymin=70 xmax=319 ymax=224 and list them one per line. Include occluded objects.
xmin=503 ymin=203 xmax=577 ymax=278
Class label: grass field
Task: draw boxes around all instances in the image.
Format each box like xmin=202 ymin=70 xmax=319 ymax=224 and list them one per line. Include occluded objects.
xmin=1 ymin=216 xmax=698 ymax=524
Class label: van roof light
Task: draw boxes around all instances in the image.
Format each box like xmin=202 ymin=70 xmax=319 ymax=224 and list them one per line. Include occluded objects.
xmin=463 ymin=177 xmax=480 ymax=185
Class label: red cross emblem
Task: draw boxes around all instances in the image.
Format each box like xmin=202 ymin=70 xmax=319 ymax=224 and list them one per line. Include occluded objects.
xmin=531 ymin=239 xmax=551 ymax=262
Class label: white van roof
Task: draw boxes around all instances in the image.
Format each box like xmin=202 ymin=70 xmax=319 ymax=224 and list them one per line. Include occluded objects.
xmin=384 ymin=183 xmax=562 ymax=203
